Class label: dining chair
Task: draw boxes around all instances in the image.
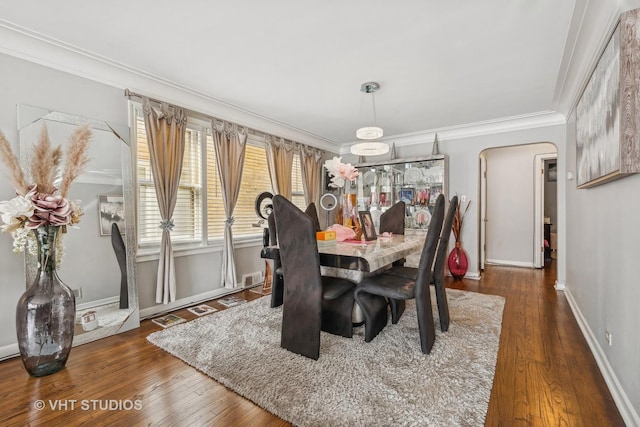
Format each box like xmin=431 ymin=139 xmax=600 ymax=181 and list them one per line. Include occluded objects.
xmin=379 ymin=201 xmax=407 ymax=271
xmin=379 ymin=201 xmax=406 ymax=235
xmin=385 ymin=196 xmax=458 ymax=332
xmin=273 ymin=195 xmax=356 ymax=360
xmin=269 ymin=201 xmax=323 ymax=308
xmin=354 ymin=194 xmax=445 ymax=354
xmin=267 ymin=212 xmax=285 ymax=308
xmin=304 ymin=202 xmax=322 ymax=232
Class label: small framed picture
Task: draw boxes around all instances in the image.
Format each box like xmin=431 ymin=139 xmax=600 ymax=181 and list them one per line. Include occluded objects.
xmin=358 ymin=211 xmax=377 ymax=241
xmin=399 ymin=188 xmax=414 ymax=205
xmin=98 ymin=195 xmax=125 ymax=236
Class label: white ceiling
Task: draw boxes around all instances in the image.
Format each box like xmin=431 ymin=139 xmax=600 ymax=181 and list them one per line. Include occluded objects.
xmin=1 ymin=1 xmax=579 ymax=146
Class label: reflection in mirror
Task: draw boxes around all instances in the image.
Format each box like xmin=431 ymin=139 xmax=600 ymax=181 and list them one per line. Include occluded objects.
xmin=17 ymin=105 xmax=139 ymax=346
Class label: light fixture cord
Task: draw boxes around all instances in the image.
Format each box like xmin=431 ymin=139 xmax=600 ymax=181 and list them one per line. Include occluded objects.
xmin=371 ymin=92 xmax=378 ymax=126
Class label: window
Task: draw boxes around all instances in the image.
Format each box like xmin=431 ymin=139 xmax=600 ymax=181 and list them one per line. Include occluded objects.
xmin=134 ymin=104 xmax=273 ymax=249
xmin=291 ymin=153 xmax=306 ymax=210
xmin=233 ymin=141 xmax=272 ymax=236
xmin=136 ymin=111 xmax=202 ymax=246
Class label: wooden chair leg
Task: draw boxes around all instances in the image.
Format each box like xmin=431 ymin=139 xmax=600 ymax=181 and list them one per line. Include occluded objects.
xmin=389 ymin=298 xmax=406 ymax=324
xmin=433 ymin=276 xmax=450 ymax=332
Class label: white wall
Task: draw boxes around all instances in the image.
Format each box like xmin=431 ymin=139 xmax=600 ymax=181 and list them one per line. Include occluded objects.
xmin=484 ymin=143 xmax=556 ymax=267
xmin=559 ymin=1 xmax=640 ymax=423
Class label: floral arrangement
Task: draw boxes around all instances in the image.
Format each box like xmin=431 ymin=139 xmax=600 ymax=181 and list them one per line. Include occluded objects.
xmin=452 ymin=198 xmax=471 ymax=243
xmin=0 ymin=124 xmax=91 ymax=258
xmin=323 ymin=156 xmax=359 ymax=188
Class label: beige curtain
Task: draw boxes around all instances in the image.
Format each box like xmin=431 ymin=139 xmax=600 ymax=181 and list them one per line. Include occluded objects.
xmin=142 ymin=98 xmax=187 ymax=304
xmin=212 ymin=120 xmax=248 ymax=288
xmin=299 ymin=144 xmax=324 ymax=207
xmin=265 ymin=136 xmax=294 ymax=198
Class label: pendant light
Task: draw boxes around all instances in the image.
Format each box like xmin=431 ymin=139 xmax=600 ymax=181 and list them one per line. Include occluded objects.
xmin=351 ymin=82 xmax=389 ymax=156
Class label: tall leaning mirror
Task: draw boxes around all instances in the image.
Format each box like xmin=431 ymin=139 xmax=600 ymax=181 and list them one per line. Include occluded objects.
xmin=17 ymin=105 xmax=139 ymax=346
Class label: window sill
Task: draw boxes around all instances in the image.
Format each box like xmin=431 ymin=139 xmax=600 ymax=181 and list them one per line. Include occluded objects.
xmin=136 ymin=235 xmax=264 ymax=262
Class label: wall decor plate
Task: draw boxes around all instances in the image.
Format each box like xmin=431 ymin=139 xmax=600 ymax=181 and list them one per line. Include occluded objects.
xmin=413 ymin=207 xmax=431 ymax=228
xmin=404 ymin=168 xmax=422 ymax=185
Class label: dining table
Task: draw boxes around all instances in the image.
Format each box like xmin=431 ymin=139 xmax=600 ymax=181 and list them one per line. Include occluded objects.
xmin=260 ymin=234 xmax=423 ymax=322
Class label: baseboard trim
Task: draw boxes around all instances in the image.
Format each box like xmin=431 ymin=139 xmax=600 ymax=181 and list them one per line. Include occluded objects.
xmin=139 ymin=287 xmax=241 ymax=319
xmin=564 ymin=287 xmax=640 ymax=426
xmin=0 ymin=343 xmax=19 ymax=362
xmin=485 ymin=259 xmax=535 ymax=268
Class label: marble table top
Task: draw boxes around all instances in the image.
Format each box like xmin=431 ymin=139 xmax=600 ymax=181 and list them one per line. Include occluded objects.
xmin=261 ymin=234 xmax=422 ymax=274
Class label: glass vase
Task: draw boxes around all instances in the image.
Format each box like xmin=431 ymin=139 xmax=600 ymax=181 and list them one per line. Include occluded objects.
xmin=16 ymin=226 xmax=76 ymax=377
xmin=447 ymin=241 xmax=469 ymax=281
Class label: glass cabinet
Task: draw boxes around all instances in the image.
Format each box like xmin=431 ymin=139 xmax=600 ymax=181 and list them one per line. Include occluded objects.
xmin=352 ymin=154 xmax=448 ymax=231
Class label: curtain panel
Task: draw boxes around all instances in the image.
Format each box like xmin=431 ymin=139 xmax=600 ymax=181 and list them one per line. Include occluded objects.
xmin=299 ymin=144 xmax=323 ymax=207
xmin=212 ymin=120 xmax=248 ymax=288
xmin=265 ymin=136 xmax=295 ymax=198
xmin=142 ymin=97 xmax=187 ymax=304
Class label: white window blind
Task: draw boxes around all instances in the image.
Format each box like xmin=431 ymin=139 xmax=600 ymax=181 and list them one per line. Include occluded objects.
xmin=291 ymin=153 xmax=306 ymax=210
xmin=136 ymin=111 xmax=202 ymax=246
xmin=206 ymin=132 xmax=225 ymax=240
xmin=233 ymin=143 xmax=272 ymax=236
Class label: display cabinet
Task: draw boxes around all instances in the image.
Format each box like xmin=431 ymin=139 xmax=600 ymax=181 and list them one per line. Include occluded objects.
xmin=352 ymin=154 xmax=448 ymax=231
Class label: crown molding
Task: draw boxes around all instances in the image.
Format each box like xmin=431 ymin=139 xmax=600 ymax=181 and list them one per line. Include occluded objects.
xmin=0 ymin=20 xmax=338 ymax=152
xmin=340 ymin=110 xmax=566 ymax=154
xmin=553 ymin=1 xmax=621 ymax=118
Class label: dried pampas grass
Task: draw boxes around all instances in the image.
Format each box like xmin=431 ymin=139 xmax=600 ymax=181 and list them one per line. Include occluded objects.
xmin=0 ymin=130 xmax=29 ymax=195
xmin=31 ymin=123 xmax=63 ymax=195
xmin=60 ymin=124 xmax=92 ymax=197
xmin=0 ymin=123 xmax=92 ymax=197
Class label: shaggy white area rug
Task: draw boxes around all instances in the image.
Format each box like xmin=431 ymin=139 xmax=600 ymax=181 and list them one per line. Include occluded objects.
xmin=147 ymin=288 xmax=505 ymax=426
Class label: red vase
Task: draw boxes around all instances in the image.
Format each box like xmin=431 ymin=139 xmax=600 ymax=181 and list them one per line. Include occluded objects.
xmin=447 ymin=241 xmax=468 ymax=281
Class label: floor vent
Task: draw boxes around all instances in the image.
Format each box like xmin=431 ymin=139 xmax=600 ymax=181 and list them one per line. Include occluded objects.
xmin=243 ymin=271 xmax=264 ymax=287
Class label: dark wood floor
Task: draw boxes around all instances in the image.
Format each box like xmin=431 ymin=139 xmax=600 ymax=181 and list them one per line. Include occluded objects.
xmin=1 ymin=264 xmax=624 ymax=426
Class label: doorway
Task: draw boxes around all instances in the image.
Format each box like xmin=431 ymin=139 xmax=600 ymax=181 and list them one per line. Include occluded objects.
xmin=479 ymin=144 xmax=557 ymax=269
xmin=534 ymin=154 xmax=558 ymax=268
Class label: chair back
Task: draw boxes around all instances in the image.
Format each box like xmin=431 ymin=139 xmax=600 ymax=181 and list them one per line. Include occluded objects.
xmin=414 ymin=194 xmax=445 ymax=298
xmin=304 ymin=202 xmax=322 ymax=232
xmin=267 ymin=212 xmax=277 ymax=246
xmin=273 ymin=195 xmax=323 ymax=360
xmin=433 ymin=196 xmax=458 ymax=281
xmin=379 ymin=201 xmax=406 ymax=235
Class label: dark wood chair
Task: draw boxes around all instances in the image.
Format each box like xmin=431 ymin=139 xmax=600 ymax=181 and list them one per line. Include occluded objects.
xmin=354 ymin=194 xmax=445 ymax=354
xmin=267 ymin=212 xmax=285 ymax=308
xmin=269 ymin=201 xmax=323 ymax=309
xmin=379 ymin=201 xmax=405 ymax=236
xmin=385 ymin=196 xmax=458 ymax=331
xmin=273 ymin=195 xmax=356 ymax=360
xmin=304 ymin=202 xmax=322 ymax=232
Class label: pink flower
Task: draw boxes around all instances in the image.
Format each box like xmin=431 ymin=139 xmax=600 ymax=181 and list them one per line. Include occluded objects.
xmin=25 ymin=187 xmax=73 ymax=228
xmin=324 ymin=156 xmax=359 ymax=188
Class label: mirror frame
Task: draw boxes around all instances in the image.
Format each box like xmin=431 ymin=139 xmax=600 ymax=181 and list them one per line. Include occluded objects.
xmin=17 ymin=104 xmax=139 ymax=345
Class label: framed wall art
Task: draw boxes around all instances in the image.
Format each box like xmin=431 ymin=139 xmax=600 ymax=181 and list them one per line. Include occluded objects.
xmin=98 ymin=195 xmax=125 ymax=236
xmin=399 ymin=188 xmax=414 ymax=205
xmin=576 ymin=9 xmax=640 ymax=188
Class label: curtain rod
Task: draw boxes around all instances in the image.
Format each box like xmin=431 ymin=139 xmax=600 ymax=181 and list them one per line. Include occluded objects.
xmin=124 ymin=89 xmax=322 ymax=151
